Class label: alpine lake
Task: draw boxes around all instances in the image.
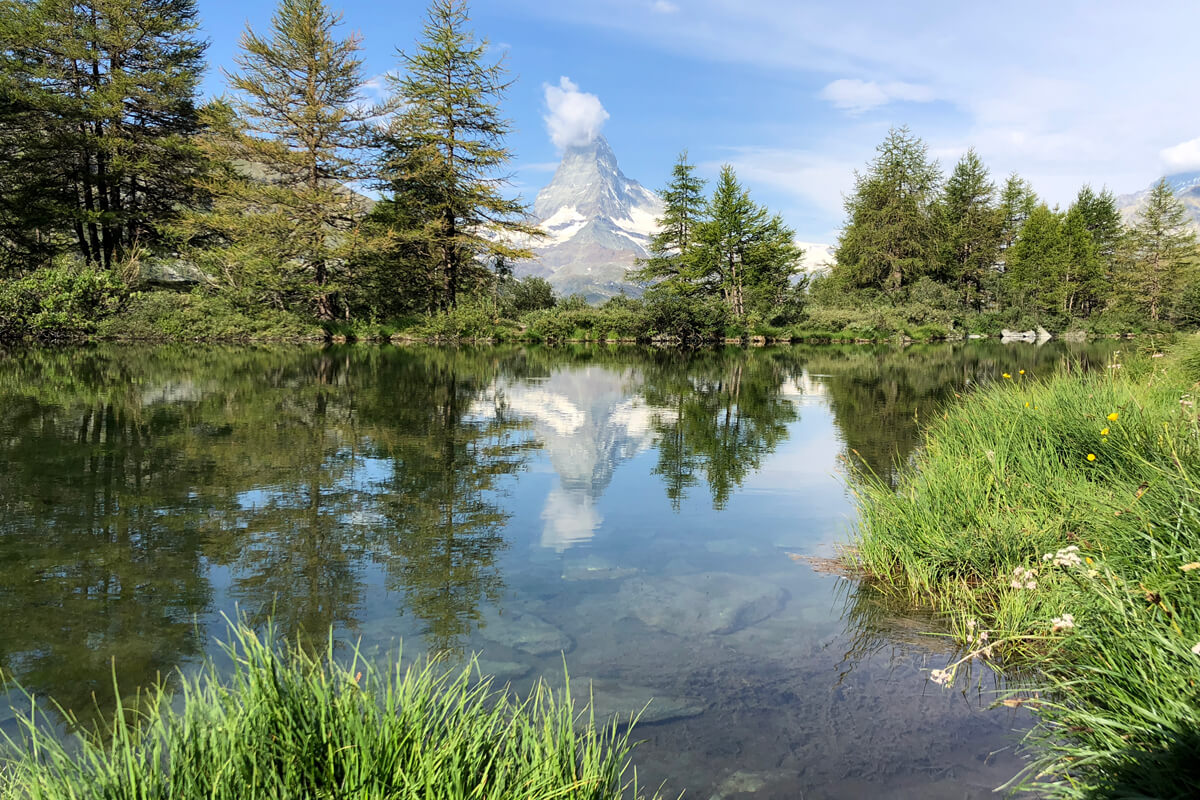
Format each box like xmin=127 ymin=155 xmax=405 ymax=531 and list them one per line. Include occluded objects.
xmin=0 ymin=340 xmax=1121 ymax=798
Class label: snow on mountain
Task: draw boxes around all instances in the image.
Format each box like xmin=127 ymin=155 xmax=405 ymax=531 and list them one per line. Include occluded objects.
xmin=517 ymin=136 xmax=664 ymax=301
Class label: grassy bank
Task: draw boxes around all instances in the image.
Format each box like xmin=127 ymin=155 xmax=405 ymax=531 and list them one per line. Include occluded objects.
xmin=0 ymin=621 xmax=655 ymax=800
xmin=851 ymin=337 xmax=1200 ymax=797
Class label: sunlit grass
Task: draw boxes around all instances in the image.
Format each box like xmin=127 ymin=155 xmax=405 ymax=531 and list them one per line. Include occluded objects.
xmin=851 ymin=337 xmax=1200 ymax=797
xmin=1 ymin=620 xmax=657 ymax=800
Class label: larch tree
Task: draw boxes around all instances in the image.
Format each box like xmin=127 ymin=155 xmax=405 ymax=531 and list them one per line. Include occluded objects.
xmin=691 ymin=165 xmax=802 ymax=319
xmin=380 ymin=0 xmax=537 ymax=311
xmin=835 ymin=127 xmax=941 ymax=294
xmin=1128 ymin=178 xmax=1198 ymax=322
xmin=0 ymin=0 xmax=206 ymax=271
xmin=940 ymin=148 xmax=1000 ymax=309
xmin=629 ymin=150 xmax=707 ymax=294
xmin=201 ymin=0 xmax=376 ymax=319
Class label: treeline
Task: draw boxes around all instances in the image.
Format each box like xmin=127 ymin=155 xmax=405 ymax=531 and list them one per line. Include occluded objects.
xmin=814 ymin=127 xmax=1200 ymax=335
xmin=0 ymin=0 xmax=541 ymax=337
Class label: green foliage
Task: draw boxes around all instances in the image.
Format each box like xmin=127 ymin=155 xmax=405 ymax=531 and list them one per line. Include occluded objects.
xmin=500 ymin=275 xmax=556 ymax=315
xmin=938 ymin=148 xmax=1001 ymax=309
xmin=835 ymin=127 xmax=942 ymax=293
xmin=376 ymin=0 xmax=537 ymax=312
xmin=0 ymin=620 xmax=656 ymax=799
xmin=0 ymin=263 xmax=125 ymax=339
xmin=94 ymin=289 xmax=322 ymax=341
xmin=183 ymin=0 xmax=376 ymax=320
xmin=851 ymin=343 xmax=1200 ymax=797
xmin=0 ymin=0 xmax=207 ymax=271
xmin=628 ymin=150 xmax=707 ymax=291
xmin=1126 ymin=178 xmax=1199 ymax=323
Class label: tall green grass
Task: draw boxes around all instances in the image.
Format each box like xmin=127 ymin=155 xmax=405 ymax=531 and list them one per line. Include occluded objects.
xmin=851 ymin=339 xmax=1200 ymax=797
xmin=1 ymin=621 xmax=657 ymax=799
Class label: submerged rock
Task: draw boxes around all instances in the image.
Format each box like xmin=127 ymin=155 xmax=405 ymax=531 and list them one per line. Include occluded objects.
xmin=479 ymin=610 xmax=574 ymax=656
xmin=471 ymin=658 xmax=532 ymax=683
xmin=572 ymin=679 xmax=704 ymax=727
xmin=561 ymin=555 xmax=640 ymax=581
xmin=618 ymin=572 xmax=787 ymax=637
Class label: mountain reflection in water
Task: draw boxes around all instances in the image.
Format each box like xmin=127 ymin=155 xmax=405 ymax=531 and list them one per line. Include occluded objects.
xmin=0 ymin=341 xmax=1116 ymax=797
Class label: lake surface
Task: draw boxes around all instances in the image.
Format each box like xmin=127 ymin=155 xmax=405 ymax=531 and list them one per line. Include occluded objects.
xmin=0 ymin=340 xmax=1119 ymax=797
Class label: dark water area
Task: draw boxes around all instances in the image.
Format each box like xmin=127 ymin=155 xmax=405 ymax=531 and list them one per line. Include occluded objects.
xmin=0 ymin=340 xmax=1120 ymax=797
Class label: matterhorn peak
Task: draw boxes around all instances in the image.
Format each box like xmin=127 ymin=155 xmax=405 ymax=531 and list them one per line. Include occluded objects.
xmin=518 ymin=136 xmax=664 ymax=301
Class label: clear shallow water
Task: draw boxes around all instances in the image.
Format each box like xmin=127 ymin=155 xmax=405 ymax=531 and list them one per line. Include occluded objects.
xmin=0 ymin=341 xmax=1119 ymax=797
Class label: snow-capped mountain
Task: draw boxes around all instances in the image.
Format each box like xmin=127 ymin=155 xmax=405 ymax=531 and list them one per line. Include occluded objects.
xmin=517 ymin=136 xmax=664 ymax=301
xmin=1118 ymin=170 xmax=1200 ymax=231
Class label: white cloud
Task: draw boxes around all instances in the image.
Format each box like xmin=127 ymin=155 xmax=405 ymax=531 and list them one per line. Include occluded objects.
xmin=820 ymin=79 xmax=935 ymax=114
xmin=1162 ymin=137 xmax=1200 ymax=173
xmin=652 ymin=0 xmax=679 ymax=12
xmin=543 ymin=77 xmax=610 ymax=150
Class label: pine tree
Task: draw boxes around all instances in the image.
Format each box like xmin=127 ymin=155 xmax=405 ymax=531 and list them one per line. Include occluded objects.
xmin=691 ymin=165 xmax=802 ymax=318
xmin=1004 ymin=203 xmax=1063 ymax=318
xmin=1128 ymin=178 xmax=1198 ymax=322
xmin=1056 ymin=205 xmax=1101 ymax=318
xmin=380 ymin=0 xmax=536 ymax=312
xmin=997 ymin=173 xmax=1038 ymax=257
xmin=835 ymin=127 xmax=941 ymax=293
xmin=629 ymin=150 xmax=707 ymax=293
xmin=940 ymin=148 xmax=1000 ymax=309
xmin=0 ymin=0 xmax=206 ymax=271
xmin=198 ymin=0 xmax=375 ymax=319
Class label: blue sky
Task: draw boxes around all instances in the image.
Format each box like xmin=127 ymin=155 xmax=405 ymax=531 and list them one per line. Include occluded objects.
xmin=196 ymin=0 xmax=1200 ymax=243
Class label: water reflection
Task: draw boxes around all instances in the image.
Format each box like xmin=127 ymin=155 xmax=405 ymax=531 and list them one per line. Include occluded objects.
xmin=0 ymin=341 xmax=1113 ymax=792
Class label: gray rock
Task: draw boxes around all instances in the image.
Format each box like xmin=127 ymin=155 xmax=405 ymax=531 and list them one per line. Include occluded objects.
xmin=618 ymin=572 xmax=787 ymax=636
xmin=1063 ymin=329 xmax=1088 ymax=342
xmin=471 ymin=659 xmax=532 ymax=683
xmin=479 ymin=611 xmax=574 ymax=656
xmin=572 ymin=679 xmax=704 ymax=727
xmin=561 ymin=555 xmax=640 ymax=582
xmin=1000 ymin=329 xmax=1036 ymax=342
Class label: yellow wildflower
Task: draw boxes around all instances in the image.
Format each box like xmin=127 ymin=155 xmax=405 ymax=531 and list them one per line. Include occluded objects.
xmin=1025 ymin=402 xmax=1030 ymax=408
xmin=1087 ymin=453 xmax=1097 ymax=462
xmin=1019 ymin=369 xmax=1025 ymax=375
xmin=1101 ymin=427 xmax=1109 ymax=436
xmin=1107 ymin=412 xmax=1119 ymax=422
xmin=1002 ymin=373 xmax=1011 ymax=379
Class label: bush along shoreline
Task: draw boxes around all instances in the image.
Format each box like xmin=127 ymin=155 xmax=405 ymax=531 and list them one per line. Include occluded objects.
xmin=849 ymin=337 xmax=1200 ymax=797
xmin=0 ymin=621 xmax=657 ymax=800
xmin=0 ymin=278 xmax=1159 ymax=347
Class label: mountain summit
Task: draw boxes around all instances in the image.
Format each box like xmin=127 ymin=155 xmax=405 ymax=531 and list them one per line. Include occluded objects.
xmin=518 ymin=136 xmax=663 ymax=301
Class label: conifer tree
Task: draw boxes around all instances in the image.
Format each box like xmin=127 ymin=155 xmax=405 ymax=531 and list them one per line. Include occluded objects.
xmin=1004 ymin=203 xmax=1063 ymax=318
xmin=629 ymin=150 xmax=707 ymax=293
xmin=197 ymin=0 xmax=375 ymax=319
xmin=835 ymin=127 xmax=941 ymax=293
xmin=0 ymin=0 xmax=206 ymax=271
xmin=692 ymin=165 xmax=801 ymax=318
xmin=1128 ymin=178 xmax=1198 ymax=322
xmin=940 ymin=148 xmax=1000 ymax=309
xmin=1057 ymin=205 xmax=1102 ymax=317
xmin=997 ymin=173 xmax=1038 ymax=255
xmin=379 ymin=0 xmax=536 ymax=311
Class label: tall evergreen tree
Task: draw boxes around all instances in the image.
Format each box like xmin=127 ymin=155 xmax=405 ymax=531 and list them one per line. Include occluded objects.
xmin=380 ymin=0 xmax=536 ymax=312
xmin=1004 ymin=203 xmax=1064 ymax=318
xmin=1056 ymin=205 xmax=1102 ymax=317
xmin=691 ymin=165 xmax=801 ymax=318
xmin=0 ymin=0 xmax=206 ymax=270
xmin=997 ymin=173 xmax=1038 ymax=258
xmin=199 ymin=0 xmax=375 ymax=319
xmin=835 ymin=127 xmax=941 ymax=293
xmin=629 ymin=150 xmax=707 ymax=293
xmin=1128 ymin=178 xmax=1198 ymax=322
xmin=939 ymin=148 xmax=1000 ymax=309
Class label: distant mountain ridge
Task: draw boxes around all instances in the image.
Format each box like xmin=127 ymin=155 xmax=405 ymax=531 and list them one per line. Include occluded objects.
xmin=1117 ymin=170 xmax=1200 ymax=231
xmin=516 ymin=136 xmax=663 ymax=301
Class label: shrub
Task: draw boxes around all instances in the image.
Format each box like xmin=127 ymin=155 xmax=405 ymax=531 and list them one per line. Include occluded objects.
xmin=95 ymin=290 xmax=322 ymax=341
xmin=0 ymin=263 xmax=126 ymax=340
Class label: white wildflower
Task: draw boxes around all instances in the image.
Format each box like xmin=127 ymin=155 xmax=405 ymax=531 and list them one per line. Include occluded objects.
xmin=1050 ymin=613 xmax=1076 ymax=633
xmin=930 ymin=668 xmax=952 ymax=686
xmin=1192 ymin=642 xmax=1200 ymax=656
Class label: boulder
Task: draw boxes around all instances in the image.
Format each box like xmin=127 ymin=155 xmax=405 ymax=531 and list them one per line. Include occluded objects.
xmin=479 ymin=611 xmax=574 ymax=656
xmin=617 ymin=572 xmax=787 ymax=637
xmin=572 ymin=679 xmax=704 ymax=727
